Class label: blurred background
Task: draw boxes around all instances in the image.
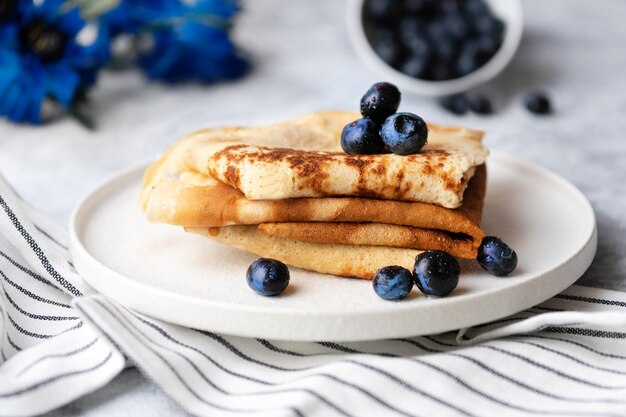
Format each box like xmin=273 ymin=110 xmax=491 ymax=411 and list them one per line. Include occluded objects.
xmin=1 ymin=1 xmax=625 ymax=415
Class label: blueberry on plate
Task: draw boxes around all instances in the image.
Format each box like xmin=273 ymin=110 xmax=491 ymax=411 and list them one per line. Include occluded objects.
xmin=524 ymin=92 xmax=552 ymax=115
xmin=341 ymin=118 xmax=386 ymax=155
xmin=360 ymin=82 xmax=401 ymax=122
xmin=413 ymin=250 xmax=460 ymax=297
xmin=439 ymin=94 xmax=468 ymax=115
xmin=467 ymin=93 xmax=492 ymax=114
xmin=476 ymin=236 xmax=518 ymax=276
xmin=373 ymin=266 xmax=414 ymax=301
xmin=380 ymin=112 xmax=428 ymax=155
xmin=246 ymin=258 xmax=290 ymax=296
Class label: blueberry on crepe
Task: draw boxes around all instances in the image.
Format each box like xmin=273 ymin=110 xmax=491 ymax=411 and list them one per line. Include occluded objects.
xmin=360 ymin=82 xmax=401 ymax=122
xmin=341 ymin=118 xmax=385 ymax=155
xmin=380 ymin=112 xmax=428 ymax=155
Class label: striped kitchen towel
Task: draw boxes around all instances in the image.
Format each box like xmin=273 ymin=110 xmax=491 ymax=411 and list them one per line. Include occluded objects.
xmin=1 ymin=173 xmax=626 ymax=417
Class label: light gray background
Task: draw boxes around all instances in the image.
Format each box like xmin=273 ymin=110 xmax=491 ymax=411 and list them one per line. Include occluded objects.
xmin=1 ymin=0 xmax=625 ymax=415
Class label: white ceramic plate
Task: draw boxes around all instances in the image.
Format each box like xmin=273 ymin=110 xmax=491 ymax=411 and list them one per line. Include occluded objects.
xmin=69 ymin=152 xmax=597 ymax=341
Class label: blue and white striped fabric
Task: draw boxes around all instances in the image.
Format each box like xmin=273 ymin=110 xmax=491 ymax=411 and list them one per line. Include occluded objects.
xmin=2 ymin=174 xmax=626 ymax=417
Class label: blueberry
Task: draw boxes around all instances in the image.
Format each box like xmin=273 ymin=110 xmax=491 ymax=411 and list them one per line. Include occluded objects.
xmin=439 ymin=0 xmax=461 ymax=13
xmin=476 ymin=236 xmax=518 ymax=276
xmin=431 ymin=37 xmax=458 ymax=64
xmin=439 ymin=94 xmax=468 ymax=115
xmin=467 ymin=93 xmax=492 ymax=114
xmin=476 ymin=35 xmax=500 ymax=57
xmin=427 ymin=60 xmax=454 ymax=81
xmin=403 ymin=0 xmax=428 ymax=15
xmin=373 ymin=266 xmax=414 ymax=301
xmin=413 ymin=250 xmax=460 ymax=297
xmin=246 ymin=258 xmax=290 ymax=296
xmin=341 ymin=118 xmax=386 ymax=155
xmin=372 ymin=31 xmax=403 ymax=67
xmin=400 ymin=55 xmax=429 ymax=78
xmin=443 ymin=13 xmax=469 ymax=40
xmin=398 ymin=18 xmax=423 ymax=45
xmin=455 ymin=42 xmax=481 ymax=76
xmin=403 ymin=35 xmax=430 ymax=58
xmin=463 ymin=0 xmax=489 ymax=18
xmin=404 ymin=0 xmax=438 ymax=17
xmin=524 ymin=92 xmax=552 ymax=115
xmin=424 ymin=20 xmax=447 ymax=43
xmin=473 ymin=15 xmax=500 ymax=36
xmin=365 ymin=0 xmax=401 ymax=22
xmin=380 ymin=112 xmax=428 ymax=155
xmin=360 ymin=82 xmax=401 ymax=122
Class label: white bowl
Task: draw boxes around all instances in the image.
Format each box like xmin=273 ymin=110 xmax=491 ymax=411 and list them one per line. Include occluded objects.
xmin=347 ymin=0 xmax=524 ymax=96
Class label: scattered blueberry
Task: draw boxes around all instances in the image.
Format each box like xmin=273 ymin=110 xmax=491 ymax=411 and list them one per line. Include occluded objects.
xmin=467 ymin=93 xmax=492 ymax=114
xmin=246 ymin=258 xmax=290 ymax=296
xmin=341 ymin=118 xmax=386 ymax=155
xmin=439 ymin=94 xmax=468 ymax=115
xmin=476 ymin=236 xmax=518 ymax=276
xmin=524 ymin=92 xmax=552 ymax=115
xmin=380 ymin=112 xmax=428 ymax=155
xmin=413 ymin=250 xmax=460 ymax=297
xmin=373 ymin=266 xmax=414 ymax=300
xmin=360 ymin=82 xmax=402 ymax=122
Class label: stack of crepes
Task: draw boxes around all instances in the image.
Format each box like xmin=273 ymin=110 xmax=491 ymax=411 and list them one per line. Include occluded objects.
xmin=140 ymin=111 xmax=489 ymax=279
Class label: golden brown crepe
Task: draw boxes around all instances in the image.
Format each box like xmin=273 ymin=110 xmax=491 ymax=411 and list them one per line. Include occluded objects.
xmin=141 ymin=111 xmax=488 ymax=210
xmin=141 ymin=111 xmax=489 ymax=278
xmin=187 ymin=226 xmax=422 ymax=280
xmin=144 ymin=164 xmax=485 ymax=259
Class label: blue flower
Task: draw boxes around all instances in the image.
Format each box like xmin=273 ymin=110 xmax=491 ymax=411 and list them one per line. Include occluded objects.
xmin=104 ymin=0 xmax=248 ymax=83
xmin=0 ymin=0 xmax=110 ymax=124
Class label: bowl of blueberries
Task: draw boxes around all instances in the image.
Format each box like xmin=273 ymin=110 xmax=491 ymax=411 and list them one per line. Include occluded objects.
xmin=347 ymin=0 xmax=523 ymax=96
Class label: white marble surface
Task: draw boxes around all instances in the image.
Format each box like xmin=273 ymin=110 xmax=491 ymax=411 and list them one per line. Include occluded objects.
xmin=1 ymin=0 xmax=626 ymax=415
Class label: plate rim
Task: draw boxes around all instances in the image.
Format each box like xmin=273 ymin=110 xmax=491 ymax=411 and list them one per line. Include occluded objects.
xmin=69 ymin=151 xmax=597 ymax=340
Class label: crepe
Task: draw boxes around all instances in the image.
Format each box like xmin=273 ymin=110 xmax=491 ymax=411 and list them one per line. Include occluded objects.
xmin=144 ymin=164 xmax=485 ymax=259
xmin=141 ymin=111 xmax=488 ymax=209
xmin=187 ymin=226 xmax=421 ymax=280
xmin=141 ymin=111 xmax=489 ymax=278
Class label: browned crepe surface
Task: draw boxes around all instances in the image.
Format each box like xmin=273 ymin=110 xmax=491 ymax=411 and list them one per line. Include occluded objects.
xmin=257 ymin=164 xmax=486 ymax=259
xmin=147 ymin=164 xmax=485 ymax=259
xmin=188 ymin=225 xmax=422 ymax=280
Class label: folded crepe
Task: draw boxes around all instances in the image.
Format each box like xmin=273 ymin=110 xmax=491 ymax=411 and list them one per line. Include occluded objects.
xmin=141 ymin=111 xmax=489 ymax=279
